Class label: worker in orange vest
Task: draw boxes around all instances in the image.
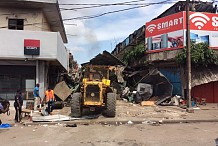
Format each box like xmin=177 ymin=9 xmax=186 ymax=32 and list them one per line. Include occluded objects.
xmin=45 ymin=87 xmax=55 ymax=115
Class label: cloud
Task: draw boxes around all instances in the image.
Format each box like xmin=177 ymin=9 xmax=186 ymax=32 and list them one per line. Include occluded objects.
xmin=93 ymin=17 xmax=145 ymax=41
xmin=67 ymin=46 xmax=85 ymax=53
xmin=58 ymin=0 xmax=195 ymax=64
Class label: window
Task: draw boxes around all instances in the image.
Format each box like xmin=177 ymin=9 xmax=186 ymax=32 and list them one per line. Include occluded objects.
xmin=8 ymin=19 xmax=24 ymax=30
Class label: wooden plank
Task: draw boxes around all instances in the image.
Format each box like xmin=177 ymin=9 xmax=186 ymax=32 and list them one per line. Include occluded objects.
xmin=141 ymin=101 xmax=155 ymax=106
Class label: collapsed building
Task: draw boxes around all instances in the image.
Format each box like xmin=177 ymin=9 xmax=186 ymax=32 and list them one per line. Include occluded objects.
xmin=112 ymin=1 xmax=218 ymax=103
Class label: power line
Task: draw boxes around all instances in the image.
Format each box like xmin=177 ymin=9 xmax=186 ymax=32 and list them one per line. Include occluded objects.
xmin=60 ymin=3 xmax=172 ymax=11
xmin=59 ymin=1 xmax=175 ymax=11
xmin=63 ymin=6 xmax=147 ymax=20
xmin=0 ymin=0 xmax=175 ymax=17
xmin=63 ymin=0 xmax=171 ymax=21
xmin=0 ymin=0 xmax=176 ymax=28
xmin=59 ymin=0 xmax=149 ymax=6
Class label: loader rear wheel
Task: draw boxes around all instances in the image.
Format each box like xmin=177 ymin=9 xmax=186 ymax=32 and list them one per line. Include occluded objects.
xmin=71 ymin=93 xmax=82 ymax=117
xmin=104 ymin=93 xmax=116 ymax=117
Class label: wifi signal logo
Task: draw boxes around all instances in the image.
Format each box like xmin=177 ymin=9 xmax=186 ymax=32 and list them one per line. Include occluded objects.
xmin=190 ymin=13 xmax=210 ymax=29
xmin=147 ymin=24 xmax=156 ymax=33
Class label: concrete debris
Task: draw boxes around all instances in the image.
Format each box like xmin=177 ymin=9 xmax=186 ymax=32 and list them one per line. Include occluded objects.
xmin=120 ymin=67 xmax=181 ymax=107
xmin=41 ymin=124 xmax=48 ymax=127
xmin=32 ymin=115 xmax=79 ymax=122
xmin=193 ymin=107 xmax=200 ymax=110
xmin=124 ymin=68 xmax=173 ymax=103
xmin=66 ymin=124 xmax=77 ymax=127
xmin=142 ymin=121 xmax=160 ymax=126
xmin=127 ymin=121 xmax=133 ymax=124
xmin=135 ymin=83 xmax=153 ymax=103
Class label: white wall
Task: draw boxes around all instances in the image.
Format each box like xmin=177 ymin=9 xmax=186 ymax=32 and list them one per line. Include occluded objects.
xmin=0 ymin=30 xmax=68 ymax=70
xmin=57 ymin=33 xmax=69 ymax=71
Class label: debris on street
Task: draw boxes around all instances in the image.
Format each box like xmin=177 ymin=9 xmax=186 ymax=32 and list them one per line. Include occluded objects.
xmin=54 ymin=81 xmax=72 ymax=101
xmin=32 ymin=115 xmax=74 ymax=122
xmin=140 ymin=101 xmax=155 ymax=106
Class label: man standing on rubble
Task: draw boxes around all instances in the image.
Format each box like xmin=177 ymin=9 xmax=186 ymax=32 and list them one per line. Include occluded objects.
xmin=33 ymin=83 xmax=40 ymax=111
xmin=45 ymin=87 xmax=55 ymax=115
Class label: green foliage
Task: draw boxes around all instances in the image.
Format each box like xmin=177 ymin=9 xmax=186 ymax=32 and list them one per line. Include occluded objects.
xmin=122 ymin=43 xmax=145 ymax=64
xmin=176 ymin=43 xmax=218 ymax=67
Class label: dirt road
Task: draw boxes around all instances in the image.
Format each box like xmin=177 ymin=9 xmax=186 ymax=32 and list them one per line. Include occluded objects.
xmin=0 ymin=122 xmax=218 ymax=146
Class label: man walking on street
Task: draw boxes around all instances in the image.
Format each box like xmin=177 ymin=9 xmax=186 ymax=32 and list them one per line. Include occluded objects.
xmin=45 ymin=87 xmax=55 ymax=115
xmin=33 ymin=83 xmax=40 ymax=111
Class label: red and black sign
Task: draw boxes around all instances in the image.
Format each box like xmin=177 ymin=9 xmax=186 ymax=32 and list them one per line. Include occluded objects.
xmin=24 ymin=39 xmax=40 ymax=55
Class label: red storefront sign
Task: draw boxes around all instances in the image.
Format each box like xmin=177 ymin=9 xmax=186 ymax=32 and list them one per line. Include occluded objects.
xmin=146 ymin=11 xmax=218 ymax=38
xmin=146 ymin=12 xmax=184 ymax=38
xmin=24 ymin=39 xmax=40 ymax=55
xmin=185 ymin=11 xmax=218 ymax=31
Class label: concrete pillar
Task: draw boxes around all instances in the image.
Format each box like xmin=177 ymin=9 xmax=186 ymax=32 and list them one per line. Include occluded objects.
xmin=36 ymin=60 xmax=46 ymax=99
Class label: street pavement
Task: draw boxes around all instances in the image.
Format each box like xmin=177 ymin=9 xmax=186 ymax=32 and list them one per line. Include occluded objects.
xmin=1 ymin=100 xmax=218 ymax=126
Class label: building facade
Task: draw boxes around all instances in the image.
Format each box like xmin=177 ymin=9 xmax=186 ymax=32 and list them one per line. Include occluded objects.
xmin=145 ymin=11 xmax=218 ymax=103
xmin=0 ymin=0 xmax=69 ymax=100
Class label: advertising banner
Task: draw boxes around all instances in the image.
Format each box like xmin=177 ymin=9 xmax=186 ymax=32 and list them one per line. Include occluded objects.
xmin=184 ymin=11 xmax=218 ymax=31
xmin=182 ymin=30 xmax=218 ymax=49
xmin=147 ymin=30 xmax=184 ymax=51
xmin=146 ymin=11 xmax=218 ymax=51
xmin=146 ymin=12 xmax=184 ymax=38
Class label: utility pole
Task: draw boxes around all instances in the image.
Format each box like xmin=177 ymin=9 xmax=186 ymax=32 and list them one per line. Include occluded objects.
xmin=186 ymin=0 xmax=192 ymax=110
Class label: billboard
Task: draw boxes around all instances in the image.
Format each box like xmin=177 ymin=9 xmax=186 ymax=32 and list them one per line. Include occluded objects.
xmin=147 ymin=30 xmax=184 ymax=51
xmin=146 ymin=11 xmax=218 ymax=51
xmin=186 ymin=12 xmax=218 ymax=49
xmin=146 ymin=12 xmax=184 ymax=38
xmin=186 ymin=12 xmax=218 ymax=31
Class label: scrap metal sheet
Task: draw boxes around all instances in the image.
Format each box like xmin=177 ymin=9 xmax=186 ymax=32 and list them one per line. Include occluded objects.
xmin=54 ymin=81 xmax=72 ymax=101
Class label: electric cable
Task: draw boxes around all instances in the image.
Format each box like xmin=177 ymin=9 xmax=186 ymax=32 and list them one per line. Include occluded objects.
xmin=63 ymin=0 xmax=171 ymax=20
xmin=59 ymin=0 xmax=175 ymax=11
xmin=0 ymin=0 xmax=176 ymax=28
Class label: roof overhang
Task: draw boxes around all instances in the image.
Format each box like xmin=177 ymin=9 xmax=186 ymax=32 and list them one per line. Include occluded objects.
xmin=0 ymin=0 xmax=67 ymax=43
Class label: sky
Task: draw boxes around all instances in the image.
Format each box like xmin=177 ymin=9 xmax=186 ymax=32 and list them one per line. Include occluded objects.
xmin=58 ymin=0 xmax=211 ymax=65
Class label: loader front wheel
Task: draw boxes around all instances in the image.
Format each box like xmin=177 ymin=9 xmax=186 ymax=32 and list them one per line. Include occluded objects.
xmin=71 ymin=93 xmax=82 ymax=117
xmin=104 ymin=93 xmax=116 ymax=117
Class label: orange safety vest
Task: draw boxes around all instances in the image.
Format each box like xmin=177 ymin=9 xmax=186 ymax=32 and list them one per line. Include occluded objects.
xmin=45 ymin=90 xmax=54 ymax=102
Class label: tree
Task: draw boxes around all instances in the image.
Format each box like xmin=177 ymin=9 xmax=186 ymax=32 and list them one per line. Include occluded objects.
xmin=122 ymin=43 xmax=145 ymax=64
xmin=176 ymin=43 xmax=218 ymax=67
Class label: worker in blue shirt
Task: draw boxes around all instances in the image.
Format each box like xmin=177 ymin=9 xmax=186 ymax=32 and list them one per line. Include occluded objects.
xmin=33 ymin=83 xmax=40 ymax=111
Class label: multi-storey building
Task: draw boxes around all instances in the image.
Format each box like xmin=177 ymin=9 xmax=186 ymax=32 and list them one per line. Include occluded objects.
xmin=0 ymin=0 xmax=69 ymax=100
xmin=112 ymin=1 xmax=218 ymax=103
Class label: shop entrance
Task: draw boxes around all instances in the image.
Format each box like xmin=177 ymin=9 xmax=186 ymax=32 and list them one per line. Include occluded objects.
xmin=0 ymin=65 xmax=35 ymax=100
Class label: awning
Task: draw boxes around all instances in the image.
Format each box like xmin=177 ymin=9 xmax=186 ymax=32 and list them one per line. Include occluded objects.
xmin=192 ymin=66 xmax=218 ymax=87
xmin=181 ymin=66 xmax=218 ymax=88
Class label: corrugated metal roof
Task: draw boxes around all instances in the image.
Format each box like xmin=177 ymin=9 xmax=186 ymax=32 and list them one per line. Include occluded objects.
xmin=192 ymin=67 xmax=218 ymax=87
xmin=82 ymin=51 xmax=126 ymax=66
